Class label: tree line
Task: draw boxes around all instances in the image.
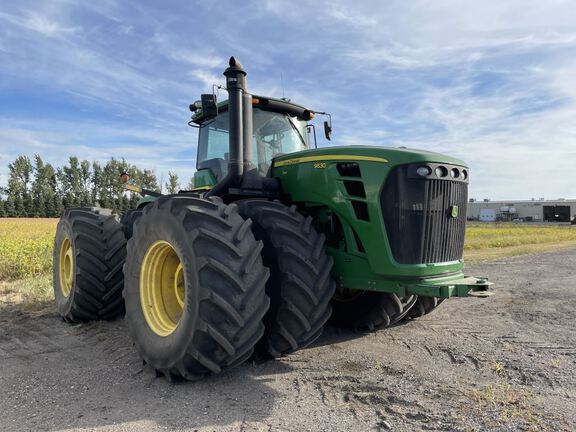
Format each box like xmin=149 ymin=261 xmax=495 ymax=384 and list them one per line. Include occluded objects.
xmin=0 ymin=155 xmax=191 ymax=217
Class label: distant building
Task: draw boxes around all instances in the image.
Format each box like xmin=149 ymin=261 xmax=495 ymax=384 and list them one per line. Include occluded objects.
xmin=467 ymin=199 xmax=576 ymax=222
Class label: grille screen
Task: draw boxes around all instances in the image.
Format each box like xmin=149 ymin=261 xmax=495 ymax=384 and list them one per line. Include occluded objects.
xmin=381 ymin=165 xmax=468 ymax=264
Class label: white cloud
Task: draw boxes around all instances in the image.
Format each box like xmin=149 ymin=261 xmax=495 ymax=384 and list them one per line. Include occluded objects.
xmin=24 ymin=13 xmax=81 ymax=36
xmin=188 ymin=69 xmax=225 ymax=89
xmin=0 ymin=10 xmax=80 ymax=37
xmin=161 ymin=47 xmax=224 ymax=69
xmin=326 ymin=5 xmax=377 ymax=27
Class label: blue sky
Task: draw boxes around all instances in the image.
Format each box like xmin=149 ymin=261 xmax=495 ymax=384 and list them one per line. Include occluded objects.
xmin=1 ymin=0 xmax=575 ymax=199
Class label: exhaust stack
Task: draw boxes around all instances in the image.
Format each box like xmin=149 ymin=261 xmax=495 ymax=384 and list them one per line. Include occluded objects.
xmin=207 ymin=56 xmax=254 ymax=197
xmin=223 ymin=57 xmax=245 ymax=180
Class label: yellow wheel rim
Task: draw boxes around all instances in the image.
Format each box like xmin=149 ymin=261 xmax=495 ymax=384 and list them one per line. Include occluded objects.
xmin=58 ymin=237 xmax=74 ymax=297
xmin=140 ymin=240 xmax=186 ymax=336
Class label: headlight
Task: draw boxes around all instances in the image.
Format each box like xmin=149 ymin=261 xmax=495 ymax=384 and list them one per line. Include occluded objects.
xmin=450 ymin=168 xmax=460 ymax=178
xmin=461 ymin=169 xmax=468 ymax=180
xmin=435 ymin=166 xmax=448 ymax=177
xmin=416 ymin=166 xmax=432 ymax=177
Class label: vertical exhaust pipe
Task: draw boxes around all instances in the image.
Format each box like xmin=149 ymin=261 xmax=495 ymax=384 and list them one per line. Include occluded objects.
xmin=223 ymin=57 xmax=245 ymax=179
xmin=242 ymin=92 xmax=253 ymax=171
xmin=207 ymin=56 xmax=253 ymax=196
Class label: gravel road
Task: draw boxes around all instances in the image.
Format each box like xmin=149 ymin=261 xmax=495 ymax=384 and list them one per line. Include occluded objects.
xmin=1 ymin=249 xmax=575 ymax=431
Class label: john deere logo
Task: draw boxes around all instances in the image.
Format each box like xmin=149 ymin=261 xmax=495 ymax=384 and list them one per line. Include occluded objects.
xmin=450 ymin=205 xmax=459 ymax=218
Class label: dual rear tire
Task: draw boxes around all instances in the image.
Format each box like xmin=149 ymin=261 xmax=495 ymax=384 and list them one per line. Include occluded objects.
xmin=237 ymin=200 xmax=335 ymax=358
xmin=123 ymin=196 xmax=271 ymax=380
xmin=53 ymin=208 xmax=126 ymax=322
xmin=123 ymin=197 xmax=334 ymax=379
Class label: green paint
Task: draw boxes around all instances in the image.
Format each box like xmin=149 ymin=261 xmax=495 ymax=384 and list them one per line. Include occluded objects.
xmin=272 ymin=145 xmax=472 ymax=296
xmin=193 ymin=169 xmax=217 ymax=189
xmin=273 ymin=145 xmax=466 ymax=168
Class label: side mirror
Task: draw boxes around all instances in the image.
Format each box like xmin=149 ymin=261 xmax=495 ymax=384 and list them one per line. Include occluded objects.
xmin=324 ymin=121 xmax=332 ymax=141
xmin=201 ymin=94 xmax=218 ymax=118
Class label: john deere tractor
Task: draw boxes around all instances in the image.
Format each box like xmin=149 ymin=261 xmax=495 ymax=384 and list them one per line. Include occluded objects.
xmin=53 ymin=57 xmax=492 ymax=381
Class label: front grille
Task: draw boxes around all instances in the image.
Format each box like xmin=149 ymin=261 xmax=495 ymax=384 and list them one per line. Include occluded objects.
xmin=381 ymin=164 xmax=468 ymax=264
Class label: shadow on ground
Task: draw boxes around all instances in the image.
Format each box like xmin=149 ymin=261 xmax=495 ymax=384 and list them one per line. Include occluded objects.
xmin=0 ymin=307 xmax=288 ymax=431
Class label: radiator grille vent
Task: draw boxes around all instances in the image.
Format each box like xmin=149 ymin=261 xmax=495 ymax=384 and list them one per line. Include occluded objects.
xmin=381 ymin=165 xmax=468 ymax=264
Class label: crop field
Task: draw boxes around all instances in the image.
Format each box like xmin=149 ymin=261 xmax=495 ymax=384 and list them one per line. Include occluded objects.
xmin=1 ymin=218 xmax=576 ymax=310
xmin=2 ymin=219 xmax=576 ymax=282
xmin=0 ymin=218 xmax=57 ymax=309
xmin=464 ymin=222 xmax=576 ymax=262
xmin=0 ymin=218 xmax=58 ymax=280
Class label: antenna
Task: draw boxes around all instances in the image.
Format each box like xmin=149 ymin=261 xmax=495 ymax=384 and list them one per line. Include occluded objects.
xmin=281 ymin=72 xmax=285 ymax=99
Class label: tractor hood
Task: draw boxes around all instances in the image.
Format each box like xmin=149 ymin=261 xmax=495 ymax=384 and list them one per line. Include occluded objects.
xmin=272 ymin=145 xmax=467 ymax=169
xmin=271 ymin=144 xmax=470 ymax=280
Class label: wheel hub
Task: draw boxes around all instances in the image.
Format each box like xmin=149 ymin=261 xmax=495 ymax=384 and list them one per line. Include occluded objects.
xmin=58 ymin=237 xmax=74 ymax=297
xmin=140 ymin=240 xmax=186 ymax=336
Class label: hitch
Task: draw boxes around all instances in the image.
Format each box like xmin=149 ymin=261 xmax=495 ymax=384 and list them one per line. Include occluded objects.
xmin=406 ymin=276 xmax=494 ymax=299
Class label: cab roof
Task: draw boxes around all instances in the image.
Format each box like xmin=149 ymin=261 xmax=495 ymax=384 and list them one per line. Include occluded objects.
xmin=191 ymin=95 xmax=314 ymax=125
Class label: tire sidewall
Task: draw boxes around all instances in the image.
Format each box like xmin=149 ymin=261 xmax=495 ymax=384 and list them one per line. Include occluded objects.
xmin=124 ymin=206 xmax=200 ymax=368
xmin=237 ymin=199 xmax=335 ymax=356
xmin=53 ymin=215 xmax=77 ymax=318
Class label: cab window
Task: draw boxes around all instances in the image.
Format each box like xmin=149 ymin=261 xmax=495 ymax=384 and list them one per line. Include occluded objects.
xmin=197 ymin=107 xmax=309 ymax=177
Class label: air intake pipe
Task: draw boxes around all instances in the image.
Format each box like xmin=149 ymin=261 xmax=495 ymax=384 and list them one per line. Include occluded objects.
xmin=207 ymin=56 xmax=254 ymax=197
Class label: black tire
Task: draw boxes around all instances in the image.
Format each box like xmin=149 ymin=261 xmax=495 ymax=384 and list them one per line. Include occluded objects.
xmin=123 ymin=195 xmax=270 ymax=380
xmin=331 ymin=291 xmax=411 ymax=331
xmin=120 ymin=208 xmax=143 ymax=239
xmin=53 ymin=208 xmax=127 ymax=322
xmin=237 ymin=200 xmax=335 ymax=358
xmin=406 ymin=296 xmax=444 ymax=319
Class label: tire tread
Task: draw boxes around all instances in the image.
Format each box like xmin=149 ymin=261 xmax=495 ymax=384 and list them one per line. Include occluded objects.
xmin=124 ymin=196 xmax=270 ymax=380
xmin=238 ymin=200 xmax=336 ymax=358
xmin=54 ymin=208 xmax=127 ymax=322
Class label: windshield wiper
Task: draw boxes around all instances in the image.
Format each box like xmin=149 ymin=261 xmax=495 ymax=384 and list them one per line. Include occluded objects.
xmin=285 ymin=115 xmax=307 ymax=147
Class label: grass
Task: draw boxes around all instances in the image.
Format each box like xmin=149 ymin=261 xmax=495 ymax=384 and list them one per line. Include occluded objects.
xmin=0 ymin=273 xmax=54 ymax=312
xmin=460 ymin=358 xmax=551 ymax=430
xmin=1 ymin=218 xmax=576 ymax=309
xmin=465 ymin=381 xmax=543 ymax=430
xmin=492 ymin=361 xmax=506 ymax=376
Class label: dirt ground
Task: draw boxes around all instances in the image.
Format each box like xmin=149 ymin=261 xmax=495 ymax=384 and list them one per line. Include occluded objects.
xmin=1 ymin=249 xmax=575 ymax=432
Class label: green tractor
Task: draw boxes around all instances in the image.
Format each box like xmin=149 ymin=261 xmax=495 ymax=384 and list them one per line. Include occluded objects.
xmin=53 ymin=57 xmax=492 ymax=381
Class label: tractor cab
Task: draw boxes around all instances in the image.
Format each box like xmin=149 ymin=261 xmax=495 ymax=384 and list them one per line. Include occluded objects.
xmin=191 ymin=96 xmax=314 ymax=187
